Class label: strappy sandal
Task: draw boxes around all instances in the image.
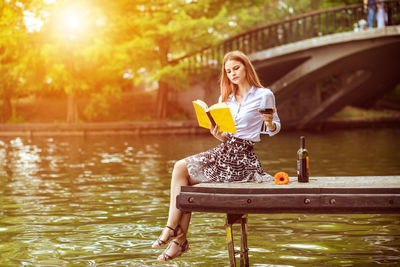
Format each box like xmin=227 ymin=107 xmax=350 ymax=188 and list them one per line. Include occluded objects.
xmin=158 ymin=235 xmax=190 ymax=262
xmin=152 ymin=225 xmax=182 ymax=248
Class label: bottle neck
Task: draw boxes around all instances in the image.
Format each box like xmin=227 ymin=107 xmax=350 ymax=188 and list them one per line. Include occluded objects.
xmin=300 ymin=136 xmax=305 ymax=149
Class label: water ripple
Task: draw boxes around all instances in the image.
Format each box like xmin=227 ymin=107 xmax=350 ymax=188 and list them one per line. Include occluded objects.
xmin=0 ymin=131 xmax=400 ymax=265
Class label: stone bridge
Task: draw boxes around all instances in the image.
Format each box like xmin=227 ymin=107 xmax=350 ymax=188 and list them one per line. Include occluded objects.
xmin=174 ymin=0 xmax=400 ymax=130
xmin=252 ymin=26 xmax=400 ymax=129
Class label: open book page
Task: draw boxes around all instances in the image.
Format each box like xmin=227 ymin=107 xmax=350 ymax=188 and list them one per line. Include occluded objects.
xmin=192 ymin=100 xmax=237 ymax=134
xmin=209 ymin=104 xmax=236 ymax=133
xmin=194 ymin=99 xmax=209 ymax=110
xmin=192 ymin=100 xmax=213 ymax=129
xmin=208 ymin=103 xmax=228 ymax=110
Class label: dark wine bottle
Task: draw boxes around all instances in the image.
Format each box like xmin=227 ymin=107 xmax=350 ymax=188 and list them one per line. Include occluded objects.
xmin=297 ymin=136 xmax=309 ymax=182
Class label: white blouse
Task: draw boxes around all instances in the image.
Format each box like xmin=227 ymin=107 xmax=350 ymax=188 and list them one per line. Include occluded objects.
xmin=221 ymin=86 xmax=281 ymax=142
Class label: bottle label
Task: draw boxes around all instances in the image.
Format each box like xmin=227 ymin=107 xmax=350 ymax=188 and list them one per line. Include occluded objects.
xmin=297 ymin=158 xmax=309 ymax=182
xmin=297 ymin=159 xmax=300 ymax=176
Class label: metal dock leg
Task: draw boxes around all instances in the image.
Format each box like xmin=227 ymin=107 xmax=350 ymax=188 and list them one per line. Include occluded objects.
xmin=225 ymin=214 xmax=249 ymax=267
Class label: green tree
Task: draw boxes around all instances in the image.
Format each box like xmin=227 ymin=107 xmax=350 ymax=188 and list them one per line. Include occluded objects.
xmin=103 ymin=0 xmax=278 ymax=118
xmin=1 ymin=0 xmax=347 ymax=123
xmin=35 ymin=1 xmax=119 ymax=123
xmin=0 ymin=0 xmax=29 ymax=122
xmin=321 ymin=0 xmax=361 ymax=8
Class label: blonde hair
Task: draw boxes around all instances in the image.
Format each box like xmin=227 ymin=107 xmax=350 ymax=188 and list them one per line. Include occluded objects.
xmin=220 ymin=50 xmax=264 ymax=102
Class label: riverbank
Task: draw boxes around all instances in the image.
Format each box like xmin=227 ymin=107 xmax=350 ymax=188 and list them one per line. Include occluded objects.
xmin=0 ymin=115 xmax=399 ymax=137
xmin=0 ymin=121 xmax=204 ymax=137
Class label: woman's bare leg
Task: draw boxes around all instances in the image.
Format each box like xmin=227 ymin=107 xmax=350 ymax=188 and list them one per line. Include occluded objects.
xmin=153 ymin=160 xmax=196 ymax=247
xmin=166 ymin=160 xmax=190 ymax=227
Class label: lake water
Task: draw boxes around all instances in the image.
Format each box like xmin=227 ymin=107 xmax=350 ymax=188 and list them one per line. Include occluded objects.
xmin=0 ymin=128 xmax=399 ymax=266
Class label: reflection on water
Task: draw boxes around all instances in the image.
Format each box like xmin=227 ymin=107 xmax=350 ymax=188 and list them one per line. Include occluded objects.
xmin=0 ymin=129 xmax=399 ymax=265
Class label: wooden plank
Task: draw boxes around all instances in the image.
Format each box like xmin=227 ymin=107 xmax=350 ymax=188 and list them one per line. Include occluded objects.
xmin=176 ymin=176 xmax=400 ymax=214
xmin=177 ymin=193 xmax=400 ymax=214
xmin=181 ymin=186 xmax=400 ymax=195
xmin=182 ymin=176 xmax=400 ymax=191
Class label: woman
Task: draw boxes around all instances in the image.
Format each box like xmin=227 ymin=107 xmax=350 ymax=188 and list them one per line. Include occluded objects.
xmin=152 ymin=50 xmax=281 ymax=261
xmin=376 ymin=1 xmax=387 ymax=29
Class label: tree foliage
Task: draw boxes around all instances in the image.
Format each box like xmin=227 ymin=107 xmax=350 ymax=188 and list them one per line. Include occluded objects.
xmin=101 ymin=0 xmax=277 ymax=117
xmin=1 ymin=0 xmax=349 ymax=123
xmin=0 ymin=0 xmax=30 ymax=122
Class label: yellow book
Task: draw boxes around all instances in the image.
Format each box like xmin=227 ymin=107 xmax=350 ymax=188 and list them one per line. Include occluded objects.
xmin=192 ymin=100 xmax=237 ymax=134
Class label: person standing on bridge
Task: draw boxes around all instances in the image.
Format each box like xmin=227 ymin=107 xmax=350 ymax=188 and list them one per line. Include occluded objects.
xmin=365 ymin=0 xmax=377 ymax=28
xmin=376 ymin=1 xmax=388 ymax=28
xmin=151 ymin=50 xmax=281 ymax=262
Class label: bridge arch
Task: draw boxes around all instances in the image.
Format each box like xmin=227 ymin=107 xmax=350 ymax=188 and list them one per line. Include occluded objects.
xmin=174 ymin=1 xmax=400 ymax=129
xmin=251 ymin=26 xmax=400 ymax=129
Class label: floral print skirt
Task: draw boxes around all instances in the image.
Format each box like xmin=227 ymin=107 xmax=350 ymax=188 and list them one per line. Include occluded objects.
xmin=184 ymin=135 xmax=273 ymax=183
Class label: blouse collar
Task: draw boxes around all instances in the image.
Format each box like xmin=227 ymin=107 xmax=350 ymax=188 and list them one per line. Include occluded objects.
xmin=228 ymin=86 xmax=257 ymax=102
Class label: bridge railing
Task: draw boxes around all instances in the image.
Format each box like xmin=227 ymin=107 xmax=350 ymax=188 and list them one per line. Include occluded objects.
xmin=174 ymin=0 xmax=400 ymax=74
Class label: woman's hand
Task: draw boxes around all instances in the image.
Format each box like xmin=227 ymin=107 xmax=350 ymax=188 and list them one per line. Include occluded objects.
xmin=210 ymin=124 xmax=227 ymax=142
xmin=261 ymin=108 xmax=276 ymax=131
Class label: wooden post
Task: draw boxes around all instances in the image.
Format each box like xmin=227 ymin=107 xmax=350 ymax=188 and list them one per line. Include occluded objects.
xmin=240 ymin=214 xmax=249 ymax=267
xmin=341 ymin=10 xmax=345 ymax=31
xmin=349 ymin=7 xmax=354 ymax=30
xmin=225 ymin=214 xmax=249 ymax=267
xmin=325 ymin=11 xmax=329 ymax=34
xmin=310 ymin=15 xmax=315 ymax=38
xmin=225 ymin=215 xmax=236 ymax=267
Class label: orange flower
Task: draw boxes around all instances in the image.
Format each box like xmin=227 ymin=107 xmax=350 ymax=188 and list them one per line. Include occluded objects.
xmin=274 ymin=172 xmax=289 ymax=185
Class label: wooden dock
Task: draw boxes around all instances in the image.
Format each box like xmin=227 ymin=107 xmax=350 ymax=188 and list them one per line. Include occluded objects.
xmin=176 ymin=176 xmax=400 ymax=266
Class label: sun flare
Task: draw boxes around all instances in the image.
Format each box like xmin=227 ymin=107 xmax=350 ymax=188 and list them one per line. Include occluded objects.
xmin=63 ymin=10 xmax=80 ymax=31
xmin=59 ymin=7 xmax=84 ymax=31
xmin=55 ymin=3 xmax=92 ymax=40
